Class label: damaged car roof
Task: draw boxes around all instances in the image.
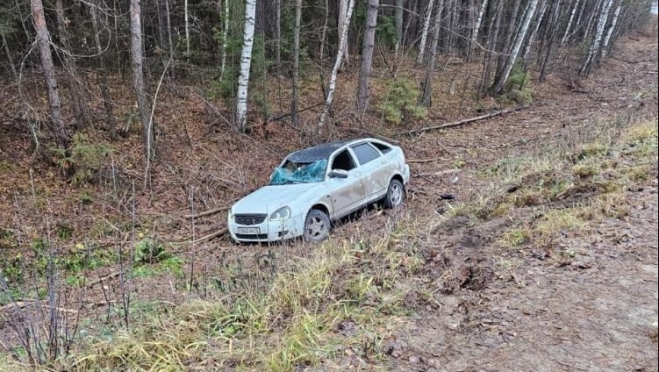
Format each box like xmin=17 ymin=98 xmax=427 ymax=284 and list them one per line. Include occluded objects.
xmin=287 ymin=139 xmax=355 ymax=162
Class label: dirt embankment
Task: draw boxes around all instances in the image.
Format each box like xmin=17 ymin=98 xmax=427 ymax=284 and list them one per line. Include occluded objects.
xmin=382 ymin=31 xmax=659 ymax=372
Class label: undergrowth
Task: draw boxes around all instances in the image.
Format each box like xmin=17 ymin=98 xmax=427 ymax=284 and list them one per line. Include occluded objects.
xmin=474 ymin=118 xmax=657 ymax=250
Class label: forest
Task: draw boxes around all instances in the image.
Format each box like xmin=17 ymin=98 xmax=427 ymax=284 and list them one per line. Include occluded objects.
xmin=0 ymin=0 xmax=658 ymax=370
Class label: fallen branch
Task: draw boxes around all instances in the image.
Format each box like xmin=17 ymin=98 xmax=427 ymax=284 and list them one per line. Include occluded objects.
xmin=183 ymin=205 xmax=231 ymax=219
xmin=197 ymin=228 xmax=229 ymax=243
xmin=408 ymin=157 xmax=445 ymax=164
xmin=345 ymin=127 xmax=400 ymax=144
xmin=418 ymin=168 xmax=461 ymax=177
xmin=84 ymin=272 xmax=121 ymax=288
xmin=0 ymin=301 xmax=78 ymax=315
xmin=405 ymin=105 xmax=529 ymax=135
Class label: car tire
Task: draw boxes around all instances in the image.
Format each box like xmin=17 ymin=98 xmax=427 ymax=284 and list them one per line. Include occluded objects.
xmin=303 ymin=209 xmax=331 ymax=243
xmin=383 ymin=179 xmax=405 ymax=209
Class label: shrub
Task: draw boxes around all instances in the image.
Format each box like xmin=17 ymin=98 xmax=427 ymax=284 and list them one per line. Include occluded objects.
xmin=378 ymin=77 xmax=428 ymax=124
xmin=52 ymin=133 xmax=113 ymax=185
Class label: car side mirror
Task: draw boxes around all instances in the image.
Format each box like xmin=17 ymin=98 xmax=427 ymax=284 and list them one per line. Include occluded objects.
xmin=328 ymin=170 xmax=349 ymax=179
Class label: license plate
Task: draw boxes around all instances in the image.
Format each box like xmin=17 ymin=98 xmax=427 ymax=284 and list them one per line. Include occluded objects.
xmin=237 ymin=227 xmax=261 ymax=235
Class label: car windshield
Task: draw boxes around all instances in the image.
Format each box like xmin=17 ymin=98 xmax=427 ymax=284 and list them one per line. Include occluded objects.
xmin=268 ymin=159 xmax=328 ymax=185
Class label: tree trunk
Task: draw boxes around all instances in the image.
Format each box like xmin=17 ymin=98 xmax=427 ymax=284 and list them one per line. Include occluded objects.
xmin=130 ymin=0 xmax=155 ymax=163
xmin=156 ymin=0 xmax=166 ymax=49
xmin=580 ymin=0 xmax=613 ymax=75
xmin=560 ymin=0 xmax=581 ymax=45
xmin=338 ymin=0 xmax=351 ymax=68
xmin=90 ymin=1 xmax=117 ymax=140
xmin=357 ymin=0 xmax=379 ymax=114
xmin=318 ymin=0 xmax=356 ymax=129
xmin=55 ymin=0 xmax=89 ymax=129
xmin=480 ymin=0 xmax=502 ymax=95
xmin=491 ymin=0 xmax=539 ymax=95
xmin=1 ymin=32 xmax=17 ymax=78
xmin=600 ymin=3 xmax=621 ymax=59
xmin=319 ymin=0 xmax=329 ymax=65
xmin=220 ymin=0 xmax=229 ymax=81
xmin=583 ymin=0 xmax=604 ymax=42
xmin=184 ymin=0 xmax=191 ymax=56
xmin=291 ymin=0 xmax=301 ymax=127
xmin=471 ymin=0 xmax=488 ymax=52
xmin=395 ymin=0 xmax=404 ymax=53
xmin=30 ymin=0 xmax=70 ymax=154
xmin=275 ymin=0 xmax=281 ymax=71
xmin=522 ymin=0 xmax=548 ymax=67
xmin=539 ymin=0 xmax=561 ymax=81
xmin=420 ymin=0 xmax=442 ymax=106
xmin=495 ymin=0 xmax=522 ymax=79
xmin=572 ymin=0 xmax=587 ymax=38
xmin=165 ymin=0 xmax=174 ymax=62
xmin=417 ymin=0 xmax=436 ymax=64
xmin=236 ymin=0 xmax=257 ymax=132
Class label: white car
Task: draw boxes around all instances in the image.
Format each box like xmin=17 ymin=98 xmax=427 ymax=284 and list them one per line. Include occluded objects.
xmin=227 ymin=138 xmax=410 ymax=243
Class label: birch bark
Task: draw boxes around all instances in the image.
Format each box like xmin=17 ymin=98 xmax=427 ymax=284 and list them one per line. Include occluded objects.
xmin=236 ymin=0 xmax=257 ymax=131
xmin=318 ymin=0 xmax=356 ymax=129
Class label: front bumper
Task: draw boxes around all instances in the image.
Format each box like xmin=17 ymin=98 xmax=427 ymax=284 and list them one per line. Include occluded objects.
xmin=228 ymin=214 xmax=304 ymax=243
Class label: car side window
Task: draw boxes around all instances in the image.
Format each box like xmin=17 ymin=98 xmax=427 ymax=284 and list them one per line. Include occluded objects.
xmin=371 ymin=142 xmax=392 ymax=154
xmin=331 ymin=150 xmax=357 ymax=171
xmin=351 ymin=143 xmax=381 ymax=165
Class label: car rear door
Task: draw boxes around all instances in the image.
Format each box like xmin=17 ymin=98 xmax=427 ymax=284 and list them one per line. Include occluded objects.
xmin=349 ymin=142 xmax=389 ymax=200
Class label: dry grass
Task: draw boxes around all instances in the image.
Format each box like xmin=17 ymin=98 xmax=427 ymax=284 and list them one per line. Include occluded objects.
xmin=490 ymin=118 xmax=657 ymax=251
xmin=0 ymin=228 xmax=424 ymax=372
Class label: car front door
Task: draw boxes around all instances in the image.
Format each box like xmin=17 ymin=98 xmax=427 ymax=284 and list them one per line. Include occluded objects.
xmin=326 ymin=149 xmax=365 ymax=218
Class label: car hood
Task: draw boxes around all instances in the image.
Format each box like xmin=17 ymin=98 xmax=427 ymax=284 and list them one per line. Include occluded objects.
xmin=231 ymin=183 xmax=323 ymax=215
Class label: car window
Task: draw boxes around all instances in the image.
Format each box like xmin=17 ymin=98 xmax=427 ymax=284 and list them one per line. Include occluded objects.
xmin=371 ymin=142 xmax=392 ymax=154
xmin=351 ymin=143 xmax=381 ymax=165
xmin=331 ymin=149 xmax=357 ymax=171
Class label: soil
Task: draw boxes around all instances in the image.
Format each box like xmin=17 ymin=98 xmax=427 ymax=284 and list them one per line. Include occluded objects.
xmin=382 ymin=31 xmax=659 ymax=372
xmin=1 ymin=21 xmax=658 ymax=372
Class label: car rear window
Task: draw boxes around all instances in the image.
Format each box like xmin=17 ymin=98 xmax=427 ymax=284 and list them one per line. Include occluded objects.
xmin=371 ymin=142 xmax=393 ymax=154
xmin=351 ymin=143 xmax=381 ymax=165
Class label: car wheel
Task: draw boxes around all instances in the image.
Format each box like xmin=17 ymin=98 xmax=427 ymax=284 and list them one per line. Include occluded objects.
xmin=303 ymin=209 xmax=331 ymax=243
xmin=384 ymin=179 xmax=405 ymax=209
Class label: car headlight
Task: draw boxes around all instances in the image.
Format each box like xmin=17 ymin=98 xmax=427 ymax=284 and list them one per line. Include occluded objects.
xmin=269 ymin=206 xmax=291 ymax=221
xmin=227 ymin=209 xmax=234 ymax=222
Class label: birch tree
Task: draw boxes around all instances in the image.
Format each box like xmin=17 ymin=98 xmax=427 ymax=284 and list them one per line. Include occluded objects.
xmin=357 ymin=0 xmax=379 ymax=113
xmin=291 ymin=0 xmax=301 ymax=127
xmin=471 ymin=0 xmax=488 ymax=51
xmin=496 ymin=0 xmax=522 ymax=79
xmin=130 ymin=0 xmax=155 ymax=163
xmin=522 ymin=0 xmax=548 ymax=67
xmin=30 ymin=0 xmax=69 ymax=153
xmin=338 ymin=0 xmax=351 ymax=68
xmin=420 ymin=0 xmax=442 ymax=106
xmin=236 ymin=0 xmax=256 ymax=132
xmin=417 ymin=0 xmax=436 ymax=64
xmin=318 ymin=0 xmax=355 ymax=129
xmin=561 ymin=0 xmax=581 ymax=45
xmin=600 ymin=3 xmax=622 ymax=59
xmin=580 ymin=0 xmax=614 ymax=75
xmin=491 ymin=0 xmax=540 ymax=95
xmin=219 ymin=0 xmax=229 ymax=81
